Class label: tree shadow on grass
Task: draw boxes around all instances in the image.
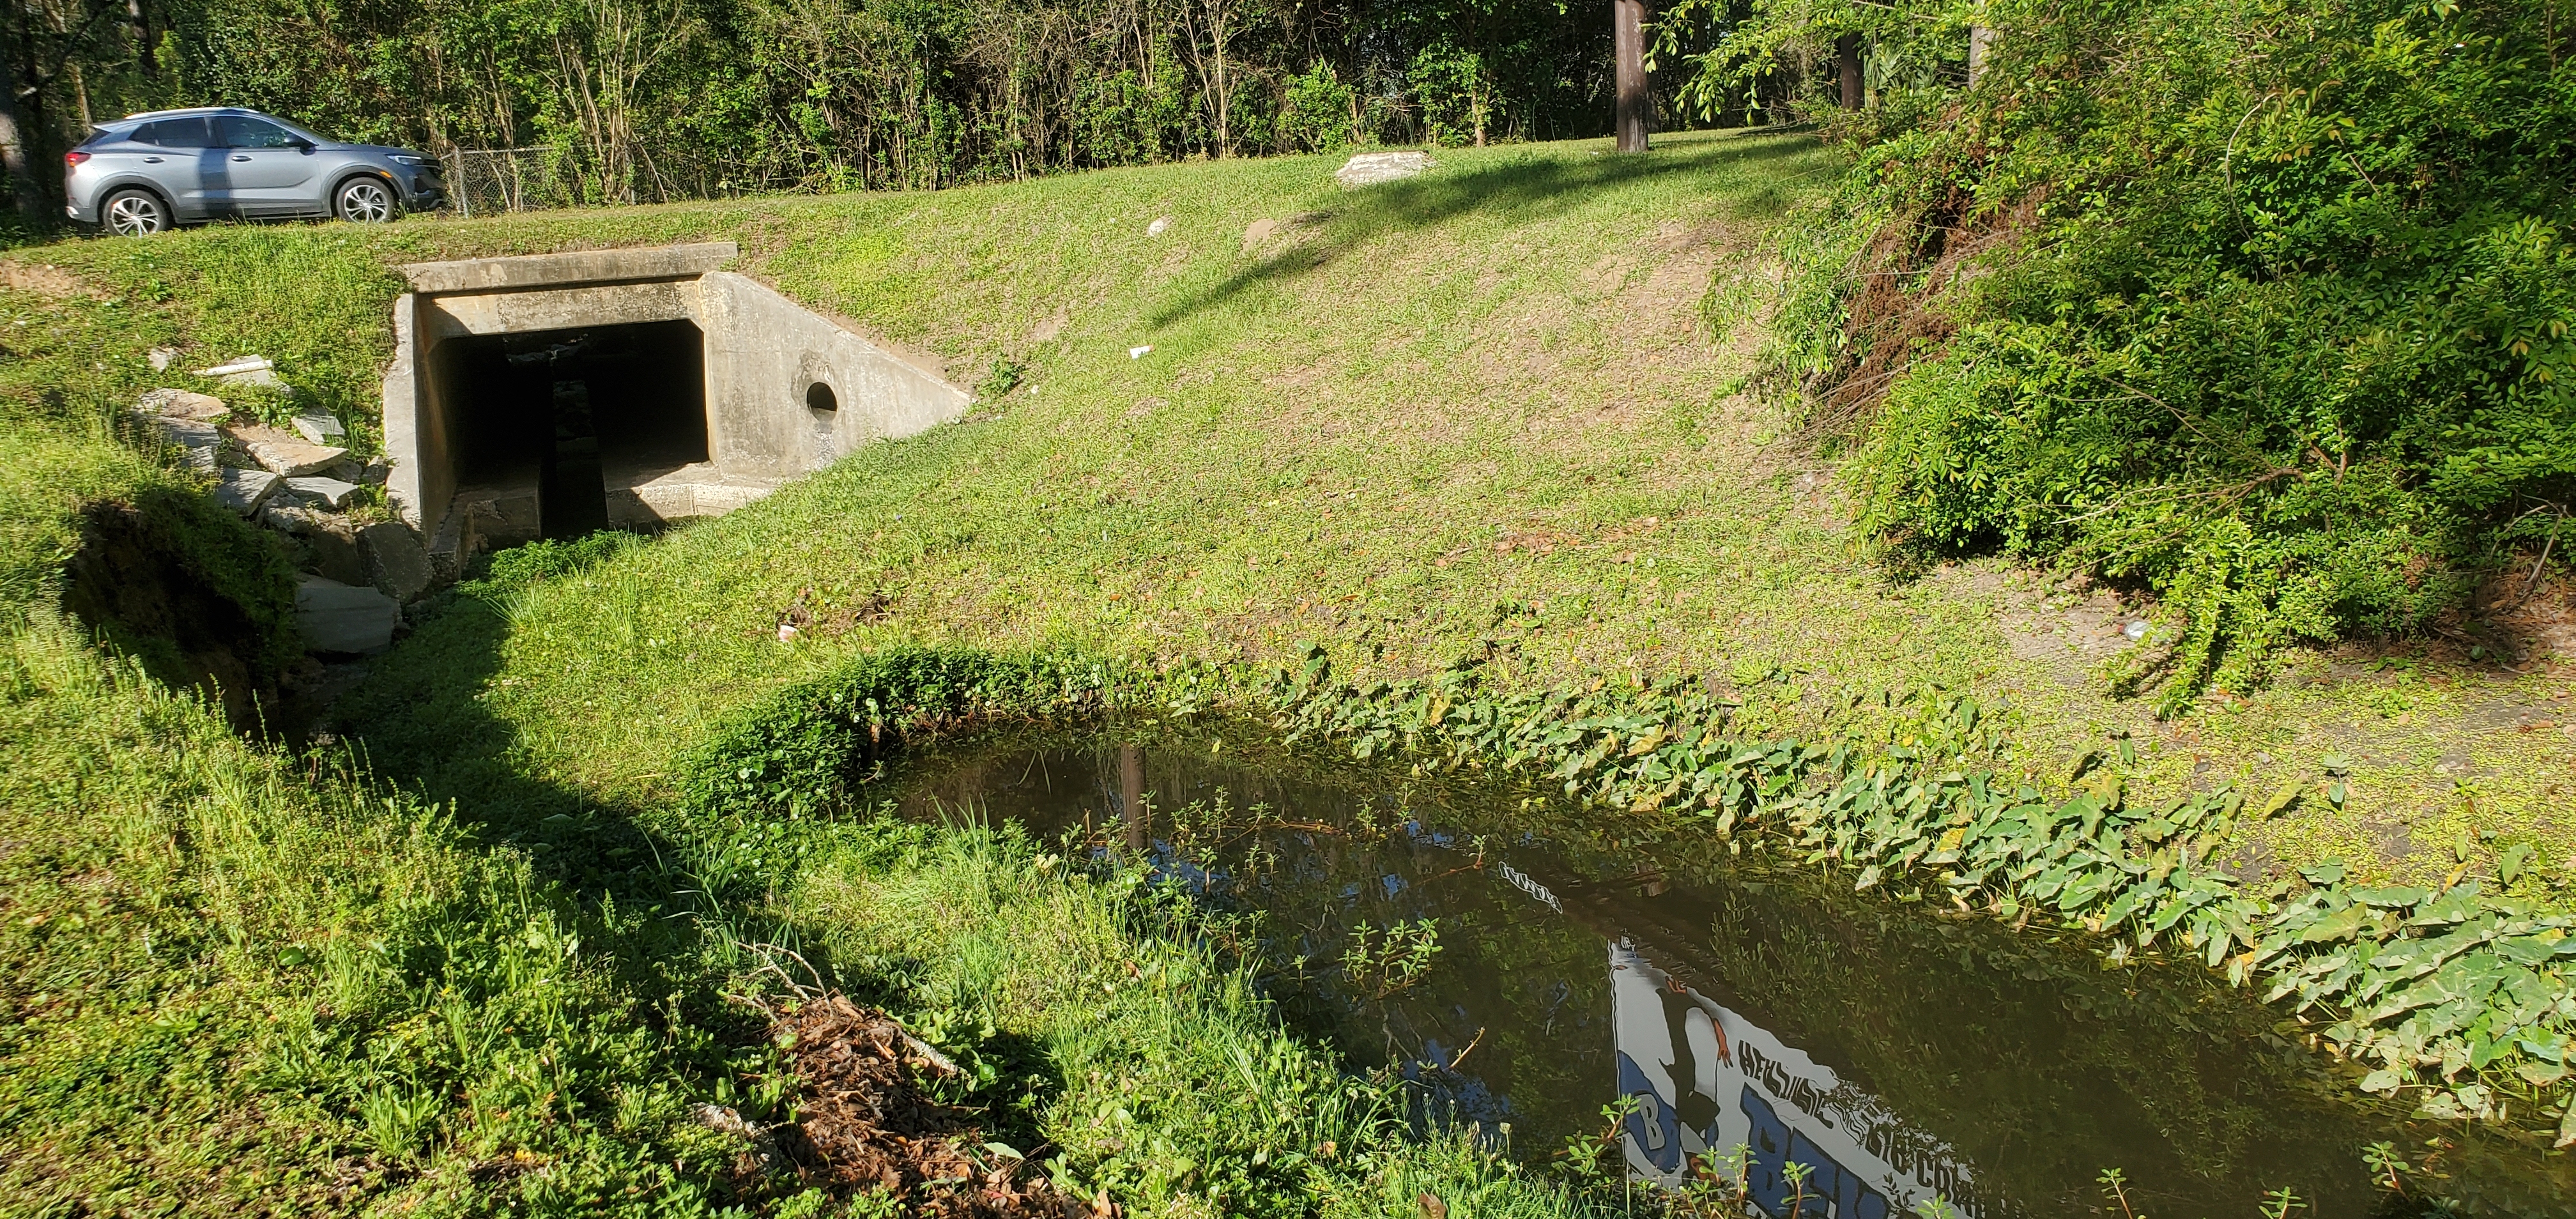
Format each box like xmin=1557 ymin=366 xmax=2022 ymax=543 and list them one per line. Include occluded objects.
xmin=1144 ymin=129 xmax=1829 ymax=332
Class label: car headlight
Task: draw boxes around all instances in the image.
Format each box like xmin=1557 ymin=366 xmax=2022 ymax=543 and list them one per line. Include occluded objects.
xmin=390 ymin=155 xmax=424 ymax=167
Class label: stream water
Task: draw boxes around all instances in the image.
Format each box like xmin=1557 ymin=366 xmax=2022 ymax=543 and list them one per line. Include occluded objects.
xmin=893 ymin=730 xmax=2575 ymax=1218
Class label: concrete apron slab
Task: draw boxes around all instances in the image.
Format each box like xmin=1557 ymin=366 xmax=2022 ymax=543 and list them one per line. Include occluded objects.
xmin=381 ymin=241 xmax=970 ymax=573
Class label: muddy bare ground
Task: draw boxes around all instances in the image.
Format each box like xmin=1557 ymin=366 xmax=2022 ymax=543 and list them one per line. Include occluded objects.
xmin=758 ymin=995 xmax=1077 ymax=1218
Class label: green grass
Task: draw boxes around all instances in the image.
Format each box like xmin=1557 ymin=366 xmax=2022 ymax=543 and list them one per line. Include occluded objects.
xmin=4 ymin=126 xmax=2574 ymax=1210
xmin=4 ymin=131 xmax=2562 ymax=885
xmin=0 ymin=618 xmax=757 ymax=1213
xmin=0 ymin=606 xmax=1610 ymax=1215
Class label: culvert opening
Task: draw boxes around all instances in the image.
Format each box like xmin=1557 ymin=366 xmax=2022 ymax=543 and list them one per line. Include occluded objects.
xmin=428 ymin=319 xmax=707 ymax=540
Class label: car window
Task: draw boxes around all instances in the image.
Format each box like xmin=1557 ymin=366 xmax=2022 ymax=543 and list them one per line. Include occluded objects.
xmin=217 ymin=116 xmax=301 ymax=148
xmin=134 ymin=118 xmax=214 ymax=148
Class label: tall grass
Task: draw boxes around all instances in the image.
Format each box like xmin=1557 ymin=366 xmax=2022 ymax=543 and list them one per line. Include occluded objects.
xmin=0 ymin=617 xmax=754 ymax=1214
xmin=781 ymin=812 xmax=1613 ymax=1219
xmin=0 ymin=604 xmax=1616 ymax=1214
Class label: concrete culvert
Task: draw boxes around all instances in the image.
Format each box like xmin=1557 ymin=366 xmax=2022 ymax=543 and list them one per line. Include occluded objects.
xmin=381 ymin=242 xmax=967 ymax=567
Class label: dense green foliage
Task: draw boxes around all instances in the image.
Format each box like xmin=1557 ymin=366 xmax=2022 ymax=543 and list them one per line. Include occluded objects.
xmin=0 ymin=0 xmax=1781 ymax=212
xmin=1731 ymin=0 xmax=2576 ymax=707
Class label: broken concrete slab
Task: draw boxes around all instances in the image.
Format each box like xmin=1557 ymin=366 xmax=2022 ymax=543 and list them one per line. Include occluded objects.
xmin=135 ymin=388 xmax=230 ymax=422
xmin=291 ymin=412 xmax=346 ymax=444
xmin=360 ymin=521 xmax=433 ymax=602
xmin=227 ymin=424 xmax=349 ymax=476
xmin=1335 ymin=151 xmax=1434 ymax=188
xmin=284 ymin=475 xmax=362 ymax=509
xmin=220 ymin=367 xmax=291 ymax=394
xmin=148 ymin=346 xmax=178 ymax=371
xmin=295 ymin=574 xmax=401 ymax=654
xmin=144 ymin=416 xmax=224 ymax=471
xmin=307 ymin=524 xmax=370 ymax=588
xmin=266 ymin=509 xmax=369 ymax=586
xmin=213 ymin=468 xmax=279 ymax=514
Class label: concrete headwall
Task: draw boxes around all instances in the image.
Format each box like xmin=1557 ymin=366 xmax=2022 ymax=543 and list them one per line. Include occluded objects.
xmin=379 ymin=242 xmax=970 ymax=562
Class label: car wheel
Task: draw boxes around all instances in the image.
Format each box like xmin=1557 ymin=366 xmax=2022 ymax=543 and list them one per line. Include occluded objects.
xmin=102 ymin=189 xmax=170 ymax=236
xmin=335 ymin=177 xmax=395 ymax=223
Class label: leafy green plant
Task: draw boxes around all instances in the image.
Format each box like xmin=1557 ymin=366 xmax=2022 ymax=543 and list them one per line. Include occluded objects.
xmin=679 ymin=647 xmax=1115 ymax=818
xmin=1338 ymin=918 xmax=1443 ymax=999
xmin=1729 ymin=0 xmax=2576 ymax=709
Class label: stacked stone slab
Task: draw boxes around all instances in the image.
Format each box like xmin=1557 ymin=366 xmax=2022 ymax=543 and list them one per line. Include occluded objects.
xmin=129 ymin=377 xmax=431 ymax=656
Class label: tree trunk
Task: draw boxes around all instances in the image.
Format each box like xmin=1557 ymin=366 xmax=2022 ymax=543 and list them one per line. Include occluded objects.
xmin=1836 ymin=33 xmax=1862 ymax=111
xmin=0 ymin=36 xmax=45 ymax=229
xmin=1968 ymin=25 xmax=1995 ymax=87
xmin=1613 ymin=0 xmax=1648 ymax=152
xmin=129 ymin=0 xmax=155 ymax=79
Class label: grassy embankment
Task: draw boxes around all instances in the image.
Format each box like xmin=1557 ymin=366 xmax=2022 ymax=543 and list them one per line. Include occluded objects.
xmin=12 ymin=126 xmax=2568 ymax=887
xmin=0 ymin=157 xmax=1630 ymax=1215
xmin=3 ymin=125 xmax=2572 ymax=1209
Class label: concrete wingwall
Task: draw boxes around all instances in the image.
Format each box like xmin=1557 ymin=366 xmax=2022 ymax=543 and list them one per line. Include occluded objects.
xmin=379 ymin=243 xmax=970 ymax=566
xmin=696 ymin=272 xmax=969 ymax=481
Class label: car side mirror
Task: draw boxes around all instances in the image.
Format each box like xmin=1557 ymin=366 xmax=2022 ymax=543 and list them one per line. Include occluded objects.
xmin=293 ymin=139 xmax=315 ymax=152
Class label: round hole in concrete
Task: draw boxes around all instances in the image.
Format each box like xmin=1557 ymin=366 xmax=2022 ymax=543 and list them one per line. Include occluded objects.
xmin=805 ymin=381 xmax=839 ymax=413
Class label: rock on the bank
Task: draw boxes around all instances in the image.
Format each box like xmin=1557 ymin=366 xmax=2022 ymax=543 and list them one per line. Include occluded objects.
xmin=1335 ymin=151 xmax=1435 ymax=188
xmin=360 ymin=521 xmax=433 ymax=602
xmin=213 ymin=468 xmax=279 ymax=514
xmin=284 ymin=475 xmax=362 ymax=510
xmin=295 ymin=575 xmax=401 ymax=654
xmin=291 ymin=412 xmax=346 ymax=444
xmin=229 ymin=424 xmax=348 ymax=477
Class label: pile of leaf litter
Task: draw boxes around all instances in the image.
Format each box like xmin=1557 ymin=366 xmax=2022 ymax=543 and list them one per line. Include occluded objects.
xmin=750 ymin=993 xmax=1072 ymax=1216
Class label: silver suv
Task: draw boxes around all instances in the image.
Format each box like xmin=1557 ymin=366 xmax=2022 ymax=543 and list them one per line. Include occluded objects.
xmin=64 ymin=107 xmax=445 ymax=235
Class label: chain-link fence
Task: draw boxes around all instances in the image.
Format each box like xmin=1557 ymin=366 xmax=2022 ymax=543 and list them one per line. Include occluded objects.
xmin=441 ymin=148 xmax=586 ymax=217
xmin=440 ymin=146 xmax=813 ymax=217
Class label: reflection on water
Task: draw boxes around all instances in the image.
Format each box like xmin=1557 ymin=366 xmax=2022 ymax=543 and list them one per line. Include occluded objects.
xmin=1615 ymin=942 xmax=1994 ymax=1218
xmin=892 ymin=733 xmax=2574 ymax=1218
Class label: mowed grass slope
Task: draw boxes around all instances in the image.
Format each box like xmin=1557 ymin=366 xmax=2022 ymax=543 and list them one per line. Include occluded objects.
xmin=11 ymin=127 xmax=2572 ymax=893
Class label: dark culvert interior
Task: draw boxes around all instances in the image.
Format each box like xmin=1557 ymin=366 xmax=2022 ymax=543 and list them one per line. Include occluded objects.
xmin=430 ymin=319 xmax=709 ymax=539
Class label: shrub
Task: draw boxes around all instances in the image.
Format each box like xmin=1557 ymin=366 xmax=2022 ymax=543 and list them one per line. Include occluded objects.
xmin=1738 ymin=0 xmax=2576 ymax=709
xmin=679 ymin=647 xmax=1114 ymax=818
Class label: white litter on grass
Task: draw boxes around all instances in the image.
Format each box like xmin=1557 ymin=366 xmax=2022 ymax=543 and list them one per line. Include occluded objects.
xmin=195 ymin=355 xmax=273 ymax=377
xmin=777 ymin=622 xmax=801 ymax=643
xmin=1129 ymin=345 xmax=1153 ymax=359
xmin=2124 ymin=619 xmax=2150 ymax=640
xmin=1146 ymin=215 xmax=1172 ymax=236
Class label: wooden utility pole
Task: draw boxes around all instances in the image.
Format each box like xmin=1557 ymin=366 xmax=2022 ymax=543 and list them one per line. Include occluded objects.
xmin=1613 ymin=0 xmax=1649 ymax=152
xmin=1836 ymin=34 xmax=1863 ymax=110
